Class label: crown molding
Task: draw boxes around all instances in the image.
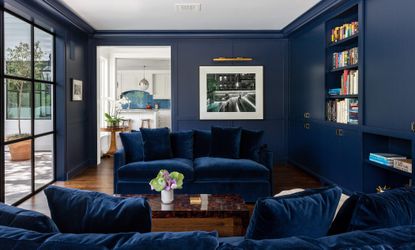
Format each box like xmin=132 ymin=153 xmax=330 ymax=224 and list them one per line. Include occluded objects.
xmin=282 ymin=0 xmax=347 ymax=35
xmin=37 ymin=0 xmax=95 ymax=34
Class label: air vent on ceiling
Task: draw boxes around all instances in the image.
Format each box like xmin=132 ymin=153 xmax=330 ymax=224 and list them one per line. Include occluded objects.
xmin=175 ymin=3 xmax=202 ymax=12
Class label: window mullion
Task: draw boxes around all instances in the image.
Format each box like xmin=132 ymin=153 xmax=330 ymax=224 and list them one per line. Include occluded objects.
xmin=30 ymin=24 xmax=35 ymax=194
xmin=0 ymin=9 xmax=5 ymax=203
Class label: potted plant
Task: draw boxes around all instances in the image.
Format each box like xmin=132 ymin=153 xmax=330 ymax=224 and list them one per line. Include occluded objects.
xmin=5 ymin=41 xmax=44 ymax=161
xmin=149 ymin=170 xmax=184 ymax=204
xmin=104 ymin=97 xmax=130 ymax=128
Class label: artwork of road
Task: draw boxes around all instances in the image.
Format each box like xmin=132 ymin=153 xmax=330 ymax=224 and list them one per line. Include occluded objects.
xmin=208 ymin=93 xmax=256 ymax=112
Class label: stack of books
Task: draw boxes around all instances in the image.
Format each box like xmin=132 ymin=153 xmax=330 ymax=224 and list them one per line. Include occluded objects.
xmin=331 ymin=21 xmax=359 ymax=43
xmin=369 ymin=153 xmax=407 ymax=167
xmin=393 ymin=159 xmax=412 ymax=174
xmin=340 ymin=70 xmax=358 ymax=95
xmin=328 ymin=88 xmax=341 ymax=96
xmin=332 ymin=47 xmax=358 ymax=69
xmin=326 ymin=98 xmax=358 ymax=124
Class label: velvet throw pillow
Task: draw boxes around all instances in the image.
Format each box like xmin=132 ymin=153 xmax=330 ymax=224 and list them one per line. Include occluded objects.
xmin=140 ymin=127 xmax=173 ymax=161
xmin=44 ymin=186 xmax=151 ymax=234
xmin=0 ymin=225 xmax=55 ymax=250
xmin=240 ymin=129 xmax=264 ymax=161
xmin=333 ymin=187 xmax=415 ymax=233
xmin=245 ymin=185 xmax=342 ymax=240
xmin=119 ymin=131 xmax=144 ymax=163
xmin=0 ymin=203 xmax=59 ymax=233
xmin=171 ymin=131 xmax=193 ymax=160
xmin=210 ymin=127 xmax=242 ymax=159
xmin=193 ymin=130 xmax=212 ymax=158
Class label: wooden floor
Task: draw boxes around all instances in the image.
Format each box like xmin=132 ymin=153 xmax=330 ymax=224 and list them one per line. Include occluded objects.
xmin=19 ymin=158 xmax=321 ymax=216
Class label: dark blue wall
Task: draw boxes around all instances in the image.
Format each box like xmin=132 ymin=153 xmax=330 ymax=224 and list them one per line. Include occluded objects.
xmin=3 ymin=0 xmax=93 ymax=180
xmin=92 ymin=36 xmax=288 ymax=164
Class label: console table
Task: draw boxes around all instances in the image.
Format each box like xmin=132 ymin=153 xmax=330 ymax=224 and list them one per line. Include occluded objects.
xmin=117 ymin=194 xmax=250 ymax=236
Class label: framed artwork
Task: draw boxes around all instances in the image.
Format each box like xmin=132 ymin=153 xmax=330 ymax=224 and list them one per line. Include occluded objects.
xmin=71 ymin=79 xmax=83 ymax=101
xmin=199 ymin=66 xmax=263 ymax=120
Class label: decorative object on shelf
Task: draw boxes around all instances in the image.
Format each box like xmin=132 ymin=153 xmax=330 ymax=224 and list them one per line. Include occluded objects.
xmin=149 ymin=170 xmax=184 ymax=204
xmin=71 ymin=79 xmax=83 ymax=101
xmin=376 ymin=185 xmax=391 ymax=193
xmin=138 ymin=65 xmax=149 ymax=91
xmin=103 ymin=97 xmax=130 ymax=127
xmin=199 ymin=66 xmax=263 ymax=120
xmin=212 ymin=57 xmax=253 ymax=62
xmin=393 ymin=159 xmax=412 ymax=174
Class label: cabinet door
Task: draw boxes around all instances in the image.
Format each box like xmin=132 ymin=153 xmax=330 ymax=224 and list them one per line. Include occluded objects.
xmin=322 ymin=127 xmax=362 ymax=192
xmin=153 ymin=73 xmax=171 ymax=99
xmin=365 ymin=0 xmax=415 ymax=131
xmin=290 ymin=23 xmax=326 ymax=121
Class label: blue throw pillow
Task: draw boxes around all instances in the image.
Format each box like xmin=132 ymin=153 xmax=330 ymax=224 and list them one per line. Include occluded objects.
xmin=119 ymin=131 xmax=143 ymax=163
xmin=140 ymin=127 xmax=172 ymax=161
xmin=193 ymin=130 xmax=211 ymax=158
xmin=171 ymin=131 xmax=193 ymax=160
xmin=40 ymin=231 xmax=218 ymax=250
xmin=0 ymin=225 xmax=55 ymax=250
xmin=0 ymin=203 xmax=59 ymax=233
xmin=44 ymin=186 xmax=151 ymax=234
xmin=210 ymin=127 xmax=242 ymax=159
xmin=245 ymin=185 xmax=342 ymax=240
xmin=346 ymin=187 xmax=415 ymax=232
xmin=240 ymin=129 xmax=264 ymax=161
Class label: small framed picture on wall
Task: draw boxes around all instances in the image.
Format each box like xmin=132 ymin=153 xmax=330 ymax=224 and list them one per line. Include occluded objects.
xmin=72 ymin=79 xmax=83 ymax=101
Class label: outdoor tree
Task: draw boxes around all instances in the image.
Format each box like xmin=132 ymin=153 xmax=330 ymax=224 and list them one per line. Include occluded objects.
xmin=6 ymin=41 xmax=44 ymax=138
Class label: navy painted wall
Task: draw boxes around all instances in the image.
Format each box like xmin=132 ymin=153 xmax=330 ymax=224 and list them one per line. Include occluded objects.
xmin=92 ymin=36 xmax=288 ymax=164
xmin=3 ymin=0 xmax=93 ymax=180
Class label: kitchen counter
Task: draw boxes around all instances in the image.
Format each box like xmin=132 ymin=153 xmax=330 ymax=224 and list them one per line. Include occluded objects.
xmin=119 ymin=109 xmax=159 ymax=113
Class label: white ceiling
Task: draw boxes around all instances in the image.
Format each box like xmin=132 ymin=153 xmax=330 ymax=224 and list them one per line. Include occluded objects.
xmin=60 ymin=0 xmax=321 ymax=30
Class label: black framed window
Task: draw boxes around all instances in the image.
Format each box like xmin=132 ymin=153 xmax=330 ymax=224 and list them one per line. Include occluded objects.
xmin=1 ymin=10 xmax=55 ymax=205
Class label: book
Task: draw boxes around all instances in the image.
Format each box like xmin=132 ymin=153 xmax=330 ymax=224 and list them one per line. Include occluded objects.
xmin=393 ymin=159 xmax=412 ymax=173
xmin=331 ymin=21 xmax=359 ymax=43
xmin=332 ymin=48 xmax=358 ymax=69
xmin=326 ymin=98 xmax=358 ymax=124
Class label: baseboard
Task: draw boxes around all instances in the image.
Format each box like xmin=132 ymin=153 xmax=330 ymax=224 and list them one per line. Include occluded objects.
xmin=66 ymin=160 xmax=91 ymax=180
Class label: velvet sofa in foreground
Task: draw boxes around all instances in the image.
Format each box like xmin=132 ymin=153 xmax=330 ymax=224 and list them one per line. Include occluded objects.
xmin=114 ymin=127 xmax=273 ymax=202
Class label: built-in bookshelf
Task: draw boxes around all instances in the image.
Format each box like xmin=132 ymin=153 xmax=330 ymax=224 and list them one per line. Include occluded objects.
xmin=325 ymin=5 xmax=360 ymax=125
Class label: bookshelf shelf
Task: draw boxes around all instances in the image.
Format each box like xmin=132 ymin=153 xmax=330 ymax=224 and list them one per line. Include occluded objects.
xmin=329 ymin=64 xmax=358 ymax=73
xmin=328 ymin=33 xmax=359 ymax=47
xmin=365 ymin=159 xmax=412 ymax=178
xmin=327 ymin=94 xmax=358 ymax=99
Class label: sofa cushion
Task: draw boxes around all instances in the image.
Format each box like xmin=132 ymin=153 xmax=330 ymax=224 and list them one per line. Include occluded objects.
xmin=40 ymin=231 xmax=218 ymax=250
xmin=171 ymin=131 xmax=193 ymax=160
xmin=44 ymin=186 xmax=151 ymax=234
xmin=346 ymin=187 xmax=415 ymax=232
xmin=210 ymin=127 xmax=242 ymax=159
xmin=318 ymin=225 xmax=415 ymax=249
xmin=140 ymin=128 xmax=172 ymax=161
xmin=119 ymin=131 xmax=144 ymax=163
xmin=0 ymin=225 xmax=55 ymax=250
xmin=0 ymin=203 xmax=59 ymax=233
xmin=218 ymin=236 xmax=321 ymax=250
xmin=245 ymin=185 xmax=342 ymax=240
xmin=240 ymin=129 xmax=264 ymax=161
xmin=193 ymin=130 xmax=211 ymax=158
xmin=118 ymin=158 xmax=194 ymax=182
xmin=194 ymin=157 xmax=269 ymax=181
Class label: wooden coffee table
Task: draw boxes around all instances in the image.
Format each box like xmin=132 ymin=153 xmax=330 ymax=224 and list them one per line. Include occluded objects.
xmin=118 ymin=194 xmax=250 ymax=236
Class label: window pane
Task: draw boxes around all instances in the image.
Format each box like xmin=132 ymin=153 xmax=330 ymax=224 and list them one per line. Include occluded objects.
xmin=4 ymin=13 xmax=32 ymax=78
xmin=35 ymin=135 xmax=53 ymax=190
xmin=35 ymin=83 xmax=53 ymax=134
xmin=4 ymin=79 xmax=32 ymax=141
xmin=34 ymin=28 xmax=53 ymax=81
xmin=5 ymin=139 xmax=32 ymax=204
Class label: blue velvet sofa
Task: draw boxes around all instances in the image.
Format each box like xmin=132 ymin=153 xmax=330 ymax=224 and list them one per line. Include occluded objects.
xmin=1 ymin=186 xmax=415 ymax=249
xmin=114 ymin=128 xmax=273 ymax=202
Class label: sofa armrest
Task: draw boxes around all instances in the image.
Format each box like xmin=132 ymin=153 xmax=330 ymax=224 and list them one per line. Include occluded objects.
xmin=258 ymin=145 xmax=273 ymax=195
xmin=114 ymin=149 xmax=126 ymax=193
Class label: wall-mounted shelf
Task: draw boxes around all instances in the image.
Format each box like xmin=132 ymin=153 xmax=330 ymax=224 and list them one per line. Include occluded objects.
xmin=327 ymin=94 xmax=358 ymax=99
xmin=329 ymin=64 xmax=358 ymax=72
